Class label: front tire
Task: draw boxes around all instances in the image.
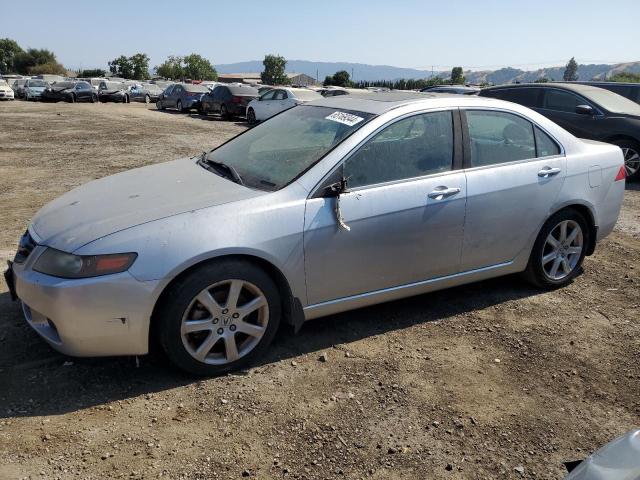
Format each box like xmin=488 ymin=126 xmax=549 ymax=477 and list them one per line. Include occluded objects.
xmin=523 ymin=209 xmax=588 ymax=289
xmin=612 ymin=138 xmax=640 ymax=180
xmin=157 ymin=260 xmax=281 ymax=376
xmin=177 ymin=99 xmax=183 ymax=112
xmin=145 ymin=94 xmax=150 ymax=104
xmin=156 ymin=100 xmax=165 ymax=110
xmin=68 ymin=93 xmax=76 ymax=103
xmin=247 ymin=108 xmax=257 ymax=125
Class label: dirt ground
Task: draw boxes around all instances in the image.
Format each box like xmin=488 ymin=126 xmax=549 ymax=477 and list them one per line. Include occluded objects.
xmin=0 ymin=100 xmax=638 ymax=480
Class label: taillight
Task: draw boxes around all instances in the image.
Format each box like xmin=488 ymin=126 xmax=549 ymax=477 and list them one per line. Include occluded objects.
xmin=615 ymin=165 xmax=626 ymax=181
xmin=231 ymin=96 xmax=243 ymax=104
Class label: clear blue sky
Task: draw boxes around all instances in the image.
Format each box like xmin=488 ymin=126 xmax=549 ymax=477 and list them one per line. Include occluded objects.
xmin=3 ymin=0 xmax=639 ymax=71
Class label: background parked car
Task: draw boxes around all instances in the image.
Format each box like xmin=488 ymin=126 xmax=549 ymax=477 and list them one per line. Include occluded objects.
xmin=41 ymin=81 xmax=97 ymax=103
xmin=571 ymin=81 xmax=640 ymax=105
xmin=23 ymin=79 xmax=50 ymax=101
xmin=0 ymin=79 xmax=15 ymax=100
xmin=129 ymin=83 xmax=163 ymax=103
xmin=98 ymin=81 xmax=131 ymax=103
xmin=421 ymin=85 xmax=480 ymax=95
xmin=156 ymin=83 xmax=208 ymax=112
xmin=11 ymin=79 xmax=28 ymax=98
xmin=200 ymin=84 xmax=258 ymax=119
xmin=246 ymin=87 xmax=322 ymax=124
xmin=480 ymin=83 xmax=640 ymax=179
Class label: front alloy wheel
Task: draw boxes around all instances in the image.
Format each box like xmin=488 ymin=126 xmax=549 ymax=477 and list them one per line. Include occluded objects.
xmin=181 ymin=280 xmax=268 ymax=365
xmin=157 ymin=260 xmax=281 ymax=376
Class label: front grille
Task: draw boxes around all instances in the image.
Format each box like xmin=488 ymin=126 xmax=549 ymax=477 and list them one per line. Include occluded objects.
xmin=14 ymin=230 xmax=37 ymax=264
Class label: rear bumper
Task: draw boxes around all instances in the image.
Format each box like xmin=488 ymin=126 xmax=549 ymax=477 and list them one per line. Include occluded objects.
xmin=11 ymin=253 xmax=158 ymax=357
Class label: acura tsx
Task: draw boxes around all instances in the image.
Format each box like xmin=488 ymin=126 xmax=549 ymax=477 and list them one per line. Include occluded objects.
xmin=5 ymin=92 xmax=626 ymax=375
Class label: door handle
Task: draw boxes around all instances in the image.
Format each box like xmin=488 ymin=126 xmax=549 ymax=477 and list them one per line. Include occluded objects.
xmin=538 ymin=167 xmax=561 ymax=177
xmin=428 ymin=187 xmax=461 ymax=200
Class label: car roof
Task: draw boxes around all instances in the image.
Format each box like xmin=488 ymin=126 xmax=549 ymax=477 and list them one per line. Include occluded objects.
xmin=308 ymin=91 xmax=496 ymax=115
xmin=483 ymin=82 xmax=609 ymax=95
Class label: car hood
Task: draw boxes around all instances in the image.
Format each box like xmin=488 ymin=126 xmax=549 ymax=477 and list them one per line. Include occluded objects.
xmin=31 ymin=157 xmax=266 ymax=252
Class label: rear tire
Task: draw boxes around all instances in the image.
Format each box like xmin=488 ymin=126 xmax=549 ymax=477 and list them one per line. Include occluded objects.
xmin=220 ymin=104 xmax=230 ymax=120
xmin=522 ymin=208 xmax=589 ymax=289
xmin=157 ymin=260 xmax=281 ymax=376
xmin=68 ymin=93 xmax=76 ymax=103
xmin=611 ymin=138 xmax=640 ymax=181
xmin=156 ymin=100 xmax=165 ymax=110
xmin=177 ymin=100 xmax=183 ymax=112
xmin=145 ymin=94 xmax=150 ymax=104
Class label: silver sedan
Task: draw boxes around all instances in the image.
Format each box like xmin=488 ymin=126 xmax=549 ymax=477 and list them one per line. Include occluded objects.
xmin=5 ymin=93 xmax=626 ymax=375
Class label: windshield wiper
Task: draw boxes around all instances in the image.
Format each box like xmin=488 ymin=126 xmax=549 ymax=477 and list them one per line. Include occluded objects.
xmin=198 ymin=152 xmax=244 ymax=186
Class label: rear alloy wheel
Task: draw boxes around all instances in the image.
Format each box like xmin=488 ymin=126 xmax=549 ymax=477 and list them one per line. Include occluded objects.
xmin=220 ymin=104 xmax=229 ymax=120
xmin=247 ymin=108 xmax=257 ymax=125
xmin=158 ymin=261 xmax=281 ymax=376
xmin=177 ymin=100 xmax=183 ymax=112
xmin=156 ymin=100 xmax=165 ymax=110
xmin=145 ymin=94 xmax=150 ymax=104
xmin=523 ymin=209 xmax=588 ymax=289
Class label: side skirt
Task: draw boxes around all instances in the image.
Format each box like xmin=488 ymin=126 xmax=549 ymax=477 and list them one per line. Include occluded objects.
xmin=303 ymin=261 xmax=517 ymax=321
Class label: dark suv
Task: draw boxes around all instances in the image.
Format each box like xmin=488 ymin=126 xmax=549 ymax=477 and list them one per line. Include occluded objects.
xmin=479 ymin=83 xmax=640 ymax=179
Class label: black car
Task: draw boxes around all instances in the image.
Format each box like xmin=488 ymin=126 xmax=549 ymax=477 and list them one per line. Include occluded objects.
xmin=421 ymin=85 xmax=480 ymax=95
xmin=479 ymin=83 xmax=640 ymax=179
xmin=41 ymin=81 xmax=97 ymax=103
xmin=572 ymin=81 xmax=640 ymax=105
xmin=200 ymin=84 xmax=258 ymax=119
xmin=98 ymin=81 xmax=131 ymax=103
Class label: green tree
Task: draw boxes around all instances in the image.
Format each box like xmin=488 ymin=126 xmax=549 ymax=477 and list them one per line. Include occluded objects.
xmin=28 ymin=62 xmax=66 ymax=75
xmin=14 ymin=48 xmax=57 ymax=74
xmin=0 ymin=38 xmax=23 ymax=73
xmin=261 ymin=54 xmax=289 ymax=85
xmin=609 ymin=72 xmax=640 ymax=83
xmin=182 ymin=53 xmax=217 ymax=80
xmin=78 ymin=68 xmax=107 ymax=78
xmin=108 ymin=55 xmax=134 ymax=78
xmin=450 ymin=67 xmax=465 ymax=85
xmin=323 ymin=75 xmax=333 ymax=86
xmin=534 ymin=77 xmax=550 ymax=83
xmin=331 ymin=70 xmax=351 ymax=87
xmin=130 ymin=53 xmax=150 ymax=80
xmin=563 ymin=57 xmax=579 ymax=81
xmin=155 ymin=55 xmax=184 ymax=79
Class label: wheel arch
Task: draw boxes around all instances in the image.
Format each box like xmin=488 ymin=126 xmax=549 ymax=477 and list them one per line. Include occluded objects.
xmin=149 ymin=253 xmax=304 ymax=347
xmin=603 ymin=134 xmax=640 ymax=147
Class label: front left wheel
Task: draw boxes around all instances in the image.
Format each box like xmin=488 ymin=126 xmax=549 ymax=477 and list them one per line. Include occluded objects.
xmin=157 ymin=260 xmax=281 ymax=376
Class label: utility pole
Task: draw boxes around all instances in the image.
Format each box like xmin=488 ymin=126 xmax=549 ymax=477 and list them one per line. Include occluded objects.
xmin=351 ymin=67 xmax=354 ymax=82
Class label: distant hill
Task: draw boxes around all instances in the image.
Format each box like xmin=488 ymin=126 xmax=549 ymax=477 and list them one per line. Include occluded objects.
xmin=216 ymin=59 xmax=640 ymax=84
xmin=215 ymin=60 xmax=439 ymax=82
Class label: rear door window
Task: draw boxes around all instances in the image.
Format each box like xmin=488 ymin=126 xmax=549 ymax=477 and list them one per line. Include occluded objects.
xmin=534 ymin=127 xmax=561 ymax=157
xmin=466 ymin=110 xmax=536 ymax=167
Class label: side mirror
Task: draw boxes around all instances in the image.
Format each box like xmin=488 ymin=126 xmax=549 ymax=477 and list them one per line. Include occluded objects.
xmin=323 ymin=177 xmax=349 ymax=198
xmin=576 ymin=104 xmax=594 ymax=116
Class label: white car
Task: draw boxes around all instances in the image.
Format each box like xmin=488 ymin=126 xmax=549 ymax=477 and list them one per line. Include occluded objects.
xmin=246 ymin=87 xmax=323 ymax=124
xmin=0 ymin=79 xmax=15 ymax=100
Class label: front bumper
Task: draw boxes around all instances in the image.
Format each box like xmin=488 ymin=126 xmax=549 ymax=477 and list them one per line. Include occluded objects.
xmin=99 ymin=93 xmax=125 ymax=102
xmin=0 ymin=91 xmax=14 ymax=100
xmin=8 ymin=247 xmax=159 ymax=357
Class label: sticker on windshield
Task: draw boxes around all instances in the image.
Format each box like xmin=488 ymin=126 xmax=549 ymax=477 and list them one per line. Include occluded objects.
xmin=325 ymin=111 xmax=364 ymax=127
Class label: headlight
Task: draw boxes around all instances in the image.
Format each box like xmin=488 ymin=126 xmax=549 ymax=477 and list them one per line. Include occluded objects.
xmin=33 ymin=248 xmax=137 ymax=279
